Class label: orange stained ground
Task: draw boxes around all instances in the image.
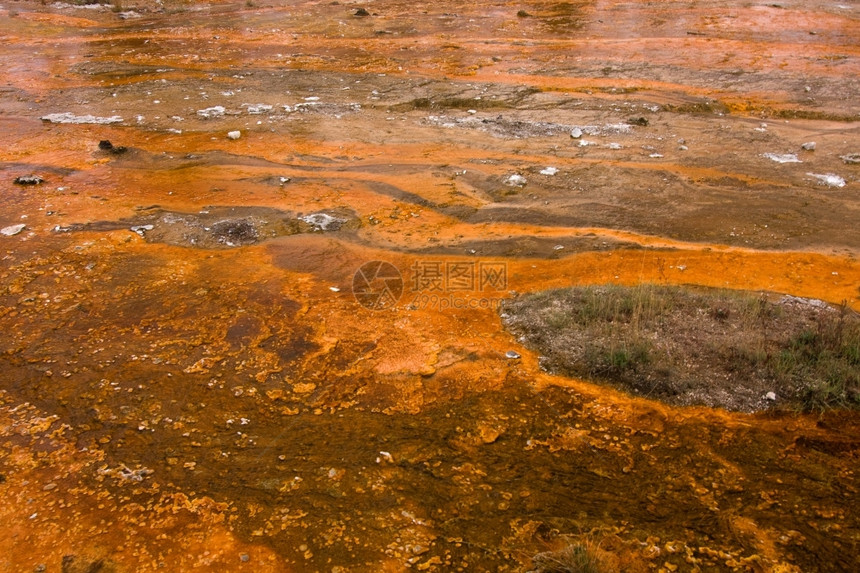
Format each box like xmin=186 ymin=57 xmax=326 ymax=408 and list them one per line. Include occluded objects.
xmin=1 ymin=0 xmax=859 ymax=572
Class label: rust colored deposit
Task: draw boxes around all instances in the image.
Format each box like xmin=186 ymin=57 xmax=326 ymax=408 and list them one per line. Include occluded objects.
xmin=1 ymin=0 xmax=858 ymax=572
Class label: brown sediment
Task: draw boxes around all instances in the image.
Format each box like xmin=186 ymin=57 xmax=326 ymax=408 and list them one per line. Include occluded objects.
xmin=1 ymin=0 xmax=859 ymax=571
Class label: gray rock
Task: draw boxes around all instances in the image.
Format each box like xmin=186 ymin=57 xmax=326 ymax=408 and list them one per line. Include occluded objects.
xmin=1 ymin=224 xmax=26 ymax=236
xmin=14 ymin=175 xmax=43 ymax=185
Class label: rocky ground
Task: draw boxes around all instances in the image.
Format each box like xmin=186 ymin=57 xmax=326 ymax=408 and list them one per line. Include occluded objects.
xmin=1 ymin=0 xmax=859 ymax=571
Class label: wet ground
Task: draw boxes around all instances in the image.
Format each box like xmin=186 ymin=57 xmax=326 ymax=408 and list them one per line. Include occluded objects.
xmin=1 ymin=0 xmax=859 ymax=571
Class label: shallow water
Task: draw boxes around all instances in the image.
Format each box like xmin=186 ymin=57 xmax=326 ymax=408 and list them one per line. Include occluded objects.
xmin=1 ymin=0 xmax=859 ymax=571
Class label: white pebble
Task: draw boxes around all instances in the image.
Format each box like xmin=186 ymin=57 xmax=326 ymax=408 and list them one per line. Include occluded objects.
xmin=1 ymin=224 xmax=26 ymax=236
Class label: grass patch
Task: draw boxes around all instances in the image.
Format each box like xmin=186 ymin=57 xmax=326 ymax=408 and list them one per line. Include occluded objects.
xmin=530 ymin=543 xmax=606 ymax=573
xmin=501 ymin=284 xmax=860 ymax=412
xmin=528 ymin=535 xmax=650 ymax=573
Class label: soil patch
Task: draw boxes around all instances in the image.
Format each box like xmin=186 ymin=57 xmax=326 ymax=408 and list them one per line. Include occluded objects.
xmin=501 ymin=284 xmax=860 ymax=412
xmin=54 ymin=205 xmax=360 ymax=249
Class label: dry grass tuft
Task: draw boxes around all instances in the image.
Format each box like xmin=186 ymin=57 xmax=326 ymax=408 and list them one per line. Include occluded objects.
xmin=501 ymin=284 xmax=860 ymax=412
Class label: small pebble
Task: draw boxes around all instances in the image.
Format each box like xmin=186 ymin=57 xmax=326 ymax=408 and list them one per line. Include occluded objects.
xmin=801 ymin=142 xmax=816 ymax=151
xmin=239 ymin=553 xmax=250 ymax=562
xmin=1 ymin=224 xmax=26 ymax=236
xmin=14 ymin=175 xmax=43 ymax=185
xmin=504 ymin=174 xmax=527 ymax=187
xmin=505 ymin=350 xmax=521 ymax=359
xmin=227 ymin=130 xmax=241 ymax=140
xmin=570 ymin=127 xmax=583 ymax=139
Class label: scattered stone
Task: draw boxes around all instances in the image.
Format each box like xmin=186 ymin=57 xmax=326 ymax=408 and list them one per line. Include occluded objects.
xmin=243 ymin=103 xmax=273 ymax=114
xmin=765 ymin=391 xmax=777 ymax=401
xmin=779 ymin=295 xmax=830 ymax=309
xmin=240 ymin=553 xmax=250 ymax=563
xmin=570 ymin=127 xmax=583 ymax=139
xmin=505 ymin=350 xmax=521 ymax=359
xmin=227 ymin=130 xmax=241 ymax=140
xmin=608 ymin=142 xmax=622 ymax=150
xmin=801 ymin=141 xmax=816 ymax=151
xmin=130 ymin=224 xmax=154 ymax=237
xmin=763 ymin=152 xmax=801 ymax=163
xmin=41 ymin=112 xmax=122 ymax=124
xmin=279 ymin=176 xmax=291 ymax=185
xmin=504 ymin=174 xmax=527 ymax=187
xmin=539 ymin=167 xmax=558 ymax=176
xmin=14 ymin=175 xmax=43 ymax=185
xmin=807 ymin=173 xmax=846 ymax=187
xmin=517 ymin=9 xmax=531 ymax=18
xmin=628 ymin=116 xmax=649 ymax=126
xmin=42 ymin=483 xmax=57 ymax=491
xmin=197 ymin=106 xmax=226 ymax=119
xmin=1 ymin=224 xmax=26 ymax=236
xmin=841 ymin=153 xmax=860 ymax=164
xmin=98 ymin=140 xmax=128 ymax=154
xmin=354 ymin=7 xmax=370 ymax=16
